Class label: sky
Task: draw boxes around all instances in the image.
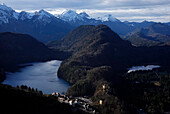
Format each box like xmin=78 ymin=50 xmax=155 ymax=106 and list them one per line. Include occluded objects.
xmin=1 ymin=0 xmax=170 ymax=22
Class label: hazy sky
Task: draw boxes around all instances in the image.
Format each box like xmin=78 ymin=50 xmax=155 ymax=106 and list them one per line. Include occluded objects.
xmin=1 ymin=0 xmax=170 ymax=22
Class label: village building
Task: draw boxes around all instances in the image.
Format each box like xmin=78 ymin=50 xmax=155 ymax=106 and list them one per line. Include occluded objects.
xmin=99 ymin=100 xmax=103 ymax=105
xmin=58 ymin=97 xmax=65 ymax=102
xmin=154 ymin=81 xmax=161 ymax=86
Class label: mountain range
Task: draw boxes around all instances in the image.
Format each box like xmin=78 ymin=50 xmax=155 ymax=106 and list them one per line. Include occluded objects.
xmin=50 ymin=24 xmax=170 ymax=113
xmin=58 ymin=9 xmax=156 ymax=37
xmin=55 ymin=25 xmax=136 ymax=113
xmin=0 ymin=4 xmax=73 ymax=43
xmin=125 ymin=23 xmax=170 ymax=47
xmin=0 ymin=4 xmax=165 ymax=43
xmin=0 ymin=13 xmax=170 ymax=113
xmin=54 ymin=24 xmax=170 ymax=93
xmin=55 ymin=24 xmax=170 ymax=84
xmin=0 ymin=2 xmax=170 ymax=114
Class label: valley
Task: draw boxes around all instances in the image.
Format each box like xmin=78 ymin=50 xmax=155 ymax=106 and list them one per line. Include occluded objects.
xmin=0 ymin=3 xmax=170 ymax=114
xmin=2 ymin=60 xmax=70 ymax=94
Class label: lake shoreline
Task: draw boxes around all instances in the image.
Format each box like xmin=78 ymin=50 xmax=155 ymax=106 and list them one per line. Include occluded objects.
xmin=128 ymin=65 xmax=160 ymax=73
xmin=2 ymin=60 xmax=70 ymax=94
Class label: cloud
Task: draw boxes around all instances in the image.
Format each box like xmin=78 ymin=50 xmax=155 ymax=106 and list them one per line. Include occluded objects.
xmin=1 ymin=0 xmax=101 ymax=10
xmin=79 ymin=4 xmax=170 ymax=22
xmin=1 ymin=0 xmax=170 ymax=22
xmin=2 ymin=0 xmax=170 ymax=9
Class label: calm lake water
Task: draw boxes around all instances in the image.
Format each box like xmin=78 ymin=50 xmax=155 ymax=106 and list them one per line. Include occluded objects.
xmin=128 ymin=65 xmax=160 ymax=73
xmin=2 ymin=60 xmax=70 ymax=94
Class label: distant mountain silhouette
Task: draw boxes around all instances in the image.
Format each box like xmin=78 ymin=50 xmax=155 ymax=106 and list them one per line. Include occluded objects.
xmin=0 ymin=4 xmax=73 ymax=43
xmin=0 ymin=32 xmax=56 ymax=72
xmin=125 ymin=23 xmax=170 ymax=47
xmin=54 ymin=25 xmax=134 ymax=96
xmin=51 ymin=25 xmax=132 ymax=67
xmin=49 ymin=25 xmax=170 ymax=96
xmin=1 ymin=4 xmax=162 ymax=43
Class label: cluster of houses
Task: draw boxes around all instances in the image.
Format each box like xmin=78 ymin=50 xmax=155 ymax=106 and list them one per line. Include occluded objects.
xmin=51 ymin=84 xmax=111 ymax=113
xmin=51 ymin=92 xmax=96 ymax=113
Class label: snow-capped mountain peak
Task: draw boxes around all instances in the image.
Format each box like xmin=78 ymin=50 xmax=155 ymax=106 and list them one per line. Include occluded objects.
xmin=60 ymin=10 xmax=79 ymax=22
xmin=61 ymin=10 xmax=78 ymax=16
xmin=79 ymin=12 xmax=89 ymax=18
xmin=0 ymin=3 xmax=18 ymax=23
xmin=35 ymin=9 xmax=54 ymax=19
xmin=19 ymin=11 xmax=34 ymax=20
xmin=96 ymin=14 xmax=120 ymax=22
xmin=33 ymin=9 xmax=55 ymax=24
xmin=63 ymin=9 xmax=77 ymax=15
xmin=59 ymin=10 xmax=90 ymax=22
xmin=0 ymin=4 xmax=122 ymax=26
xmin=107 ymin=14 xmax=120 ymax=22
xmin=0 ymin=3 xmax=13 ymax=12
xmin=12 ymin=12 xmax=19 ymax=20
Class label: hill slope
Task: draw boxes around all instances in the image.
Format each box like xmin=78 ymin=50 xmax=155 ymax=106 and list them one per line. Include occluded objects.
xmin=55 ymin=25 xmax=135 ymax=113
xmin=0 ymin=32 xmax=61 ymax=81
xmin=0 ymin=84 xmax=84 ymax=114
xmin=55 ymin=25 xmax=170 ymax=93
xmin=125 ymin=23 xmax=170 ymax=47
xmin=56 ymin=25 xmax=135 ymax=93
xmin=50 ymin=25 xmax=170 ymax=92
xmin=49 ymin=24 xmax=170 ymax=113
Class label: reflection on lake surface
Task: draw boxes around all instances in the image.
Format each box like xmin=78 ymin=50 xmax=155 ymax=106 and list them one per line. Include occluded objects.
xmin=128 ymin=65 xmax=160 ymax=73
xmin=2 ymin=60 xmax=70 ymax=94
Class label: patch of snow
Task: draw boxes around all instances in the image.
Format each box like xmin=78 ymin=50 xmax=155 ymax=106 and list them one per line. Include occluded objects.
xmin=36 ymin=9 xmax=53 ymax=20
xmin=0 ymin=3 xmax=16 ymax=23
xmin=13 ymin=12 xmax=19 ymax=20
xmin=0 ymin=9 xmax=7 ymax=15
xmin=0 ymin=3 xmax=13 ymax=12
xmin=130 ymin=24 xmax=134 ymax=26
xmin=60 ymin=10 xmax=79 ymax=22
xmin=54 ymin=14 xmax=59 ymax=18
xmin=33 ymin=9 xmax=54 ymax=24
xmin=0 ymin=16 xmax=8 ymax=23
xmin=59 ymin=10 xmax=89 ymax=22
xmin=79 ymin=12 xmax=89 ymax=18
xmin=95 ymin=14 xmax=120 ymax=22
xmin=19 ymin=11 xmax=34 ymax=20
xmin=127 ymin=65 xmax=160 ymax=73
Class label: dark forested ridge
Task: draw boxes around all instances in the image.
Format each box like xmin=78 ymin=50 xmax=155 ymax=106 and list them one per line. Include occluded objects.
xmin=0 ymin=32 xmax=52 ymax=71
xmin=1 ymin=24 xmax=170 ymax=113
xmin=0 ymin=19 xmax=73 ymax=43
xmin=0 ymin=4 xmax=170 ymax=114
xmin=0 ymin=84 xmax=85 ymax=114
xmin=0 ymin=32 xmax=84 ymax=114
xmin=0 ymin=32 xmax=69 ymax=82
xmin=48 ymin=25 xmax=170 ymax=113
xmin=121 ymin=69 xmax=170 ymax=114
xmin=57 ymin=25 xmax=134 ymax=83
xmin=49 ymin=25 xmax=136 ymax=113
xmin=125 ymin=23 xmax=170 ymax=47
xmin=0 ymin=69 xmax=5 ymax=82
xmin=53 ymin=25 xmax=170 ymax=84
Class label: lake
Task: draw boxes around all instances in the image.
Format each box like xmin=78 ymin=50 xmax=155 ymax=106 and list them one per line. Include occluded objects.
xmin=128 ymin=65 xmax=160 ymax=73
xmin=2 ymin=60 xmax=70 ymax=94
